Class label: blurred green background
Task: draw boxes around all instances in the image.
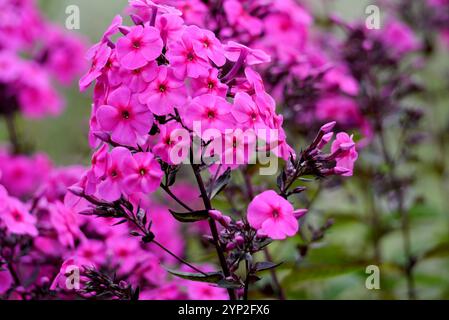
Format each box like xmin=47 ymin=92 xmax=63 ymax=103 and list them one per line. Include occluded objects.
xmin=1 ymin=0 xmax=448 ymax=300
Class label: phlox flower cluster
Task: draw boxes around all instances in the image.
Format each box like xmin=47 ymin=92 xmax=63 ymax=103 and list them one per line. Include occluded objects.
xmin=0 ymin=0 xmax=86 ymax=119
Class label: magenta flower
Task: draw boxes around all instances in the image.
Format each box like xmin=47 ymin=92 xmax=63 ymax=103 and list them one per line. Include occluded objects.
xmin=79 ymin=42 xmax=112 ymax=91
xmin=49 ymin=202 xmax=83 ymax=248
xmin=190 ymin=25 xmax=226 ymax=67
xmin=191 ymin=68 xmax=228 ymax=98
xmin=96 ymin=86 xmax=154 ymax=147
xmin=122 ymin=152 xmax=164 ymax=194
xmin=167 ymin=26 xmax=211 ymax=78
xmin=247 ymin=190 xmax=300 ymax=240
xmin=153 ymin=122 xmax=190 ymax=165
xmin=185 ymin=94 xmax=234 ymax=133
xmin=139 ymin=66 xmax=186 ymax=116
xmin=156 ymin=13 xmax=184 ymax=44
xmin=225 ymin=41 xmax=271 ymax=66
xmin=331 ymin=133 xmax=358 ymax=177
xmin=119 ymin=60 xmax=158 ymax=92
xmin=116 ymin=25 xmax=163 ymax=70
xmin=97 ymin=147 xmax=131 ymax=202
xmin=0 ymin=197 xmax=38 ymax=237
xmin=381 ymin=21 xmax=421 ymax=58
xmin=232 ymin=92 xmax=266 ymax=130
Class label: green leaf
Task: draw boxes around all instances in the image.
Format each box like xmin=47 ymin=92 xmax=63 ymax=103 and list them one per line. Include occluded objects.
xmin=165 ymin=268 xmax=223 ymax=284
xmin=254 ymin=261 xmax=283 ymax=272
xmin=210 ymin=168 xmax=232 ymax=199
xmin=422 ymin=243 xmax=449 ymax=260
xmin=169 ymin=209 xmax=209 ymax=223
xmin=217 ymin=279 xmax=243 ymax=289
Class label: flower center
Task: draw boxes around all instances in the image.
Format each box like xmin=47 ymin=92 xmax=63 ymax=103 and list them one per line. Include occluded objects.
xmin=208 ymin=81 xmax=215 ymax=89
xmin=207 ymin=110 xmax=216 ymax=119
xmin=159 ymin=84 xmax=167 ymax=92
xmin=203 ymin=38 xmax=211 ymax=48
xmin=139 ymin=168 xmax=147 ymax=176
xmin=187 ymin=51 xmax=195 ymax=61
xmin=132 ymin=39 xmax=141 ymax=49
xmin=12 ymin=210 xmax=23 ymax=222
xmin=122 ymin=110 xmax=130 ymax=119
xmin=272 ymin=208 xmax=280 ymax=218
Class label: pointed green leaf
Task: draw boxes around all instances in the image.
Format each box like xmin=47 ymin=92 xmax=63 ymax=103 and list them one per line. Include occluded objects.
xmin=169 ymin=209 xmax=209 ymax=223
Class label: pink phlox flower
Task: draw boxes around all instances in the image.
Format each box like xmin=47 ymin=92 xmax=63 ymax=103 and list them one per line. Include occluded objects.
xmin=122 ymin=152 xmax=164 ymax=194
xmin=96 ymin=147 xmax=132 ymax=202
xmin=190 ymin=25 xmax=226 ymax=67
xmin=96 ymin=86 xmax=154 ymax=147
xmin=185 ymin=94 xmax=234 ymax=134
xmin=152 ymin=122 xmax=190 ymax=165
xmin=191 ymin=68 xmax=228 ymax=97
xmin=247 ymin=190 xmax=300 ymax=240
xmin=225 ymin=41 xmax=271 ymax=66
xmin=79 ymin=42 xmax=112 ymax=91
xmin=0 ymin=196 xmax=38 ymax=237
xmin=331 ymin=132 xmax=358 ymax=177
xmin=116 ymin=25 xmax=163 ymax=70
xmin=166 ymin=26 xmax=211 ymax=79
xmin=156 ymin=13 xmax=184 ymax=44
xmin=49 ymin=201 xmax=83 ymax=248
xmin=139 ymin=66 xmax=187 ymax=116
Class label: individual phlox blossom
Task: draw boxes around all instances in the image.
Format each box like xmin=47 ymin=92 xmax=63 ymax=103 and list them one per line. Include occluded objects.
xmin=380 ymin=21 xmax=421 ymax=58
xmin=185 ymin=94 xmax=234 ymax=133
xmin=0 ymin=196 xmax=38 ymax=237
xmin=76 ymin=239 xmax=107 ymax=266
xmin=330 ymin=133 xmax=358 ymax=177
xmin=119 ymin=60 xmax=158 ymax=92
xmin=96 ymin=86 xmax=154 ymax=147
xmin=122 ymin=152 xmax=164 ymax=194
xmin=232 ymin=92 xmax=267 ymax=130
xmin=49 ymin=201 xmax=84 ymax=248
xmin=156 ymin=13 xmax=184 ymax=44
xmin=225 ymin=41 xmax=271 ymax=66
xmin=106 ymin=235 xmax=142 ymax=275
xmin=189 ymin=25 xmax=226 ymax=67
xmin=79 ymin=42 xmax=112 ymax=91
xmin=247 ymin=190 xmax=302 ymax=240
xmin=191 ymin=68 xmax=228 ymax=97
xmin=166 ymin=26 xmax=211 ymax=79
xmin=139 ymin=66 xmax=187 ymax=116
xmin=152 ymin=122 xmax=190 ymax=165
xmin=96 ymin=147 xmax=132 ymax=202
xmin=116 ymin=25 xmax=163 ymax=70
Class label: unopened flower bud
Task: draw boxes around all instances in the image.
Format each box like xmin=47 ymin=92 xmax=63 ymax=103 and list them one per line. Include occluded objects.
xmin=293 ymin=209 xmax=308 ymax=219
xmin=318 ymin=132 xmax=334 ymax=149
xmin=67 ymin=186 xmax=84 ymax=197
xmin=320 ymin=121 xmax=336 ymax=134
xmin=234 ymin=235 xmax=244 ymax=246
xmin=226 ymin=242 xmax=236 ymax=251
xmin=208 ymin=210 xmax=223 ymax=221
xmin=219 ymin=215 xmax=232 ymax=228
xmin=130 ymin=14 xmax=144 ymax=26
xmin=118 ymin=26 xmax=131 ymax=35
